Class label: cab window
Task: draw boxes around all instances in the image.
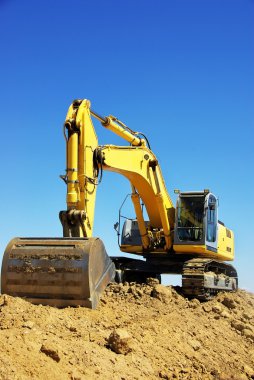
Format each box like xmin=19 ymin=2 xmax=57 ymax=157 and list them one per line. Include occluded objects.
xmin=207 ymin=195 xmax=217 ymax=242
xmin=177 ymin=196 xmax=204 ymax=242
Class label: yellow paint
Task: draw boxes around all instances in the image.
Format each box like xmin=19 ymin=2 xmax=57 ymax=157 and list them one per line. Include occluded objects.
xmin=103 ymin=116 xmax=144 ymax=146
xmin=217 ymin=224 xmax=234 ymax=261
xmin=64 ymin=100 xmax=98 ymax=237
xmin=173 ymin=224 xmax=234 ymax=261
xmin=120 ymin=245 xmax=144 ymax=254
xmin=62 ymin=98 xmax=234 ymax=264
xmin=100 ymin=145 xmax=175 ymax=231
xmin=131 ymin=192 xmax=150 ymax=249
xmin=76 ymin=100 xmax=98 ymax=237
xmin=65 ymin=104 xmax=79 ymax=207
xmin=64 ymin=100 xmax=175 ymax=246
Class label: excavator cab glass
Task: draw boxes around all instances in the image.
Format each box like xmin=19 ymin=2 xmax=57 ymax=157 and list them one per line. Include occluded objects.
xmin=176 ymin=196 xmax=204 ymax=242
xmin=174 ymin=191 xmax=220 ymax=250
xmin=206 ymin=195 xmax=217 ymax=243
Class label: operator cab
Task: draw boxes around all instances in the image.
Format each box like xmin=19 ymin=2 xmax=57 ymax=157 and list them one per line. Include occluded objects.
xmin=173 ymin=190 xmax=218 ymax=252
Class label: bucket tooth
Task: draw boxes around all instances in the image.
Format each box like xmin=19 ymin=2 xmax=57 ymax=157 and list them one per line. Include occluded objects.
xmin=1 ymin=237 xmax=115 ymax=309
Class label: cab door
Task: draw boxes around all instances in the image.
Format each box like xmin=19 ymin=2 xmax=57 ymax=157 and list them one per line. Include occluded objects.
xmin=205 ymin=194 xmax=218 ymax=252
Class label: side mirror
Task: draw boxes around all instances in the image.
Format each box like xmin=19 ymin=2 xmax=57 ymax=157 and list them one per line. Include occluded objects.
xmin=114 ymin=222 xmax=119 ymax=232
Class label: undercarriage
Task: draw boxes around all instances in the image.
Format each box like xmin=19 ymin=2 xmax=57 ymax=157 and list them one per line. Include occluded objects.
xmin=112 ymin=256 xmax=238 ymax=301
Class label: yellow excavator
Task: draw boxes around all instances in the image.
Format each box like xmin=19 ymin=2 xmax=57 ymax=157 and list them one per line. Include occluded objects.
xmin=1 ymin=99 xmax=238 ymax=308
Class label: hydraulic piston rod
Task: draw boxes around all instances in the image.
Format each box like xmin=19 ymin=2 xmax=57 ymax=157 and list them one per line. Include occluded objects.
xmin=91 ymin=109 xmax=144 ymax=147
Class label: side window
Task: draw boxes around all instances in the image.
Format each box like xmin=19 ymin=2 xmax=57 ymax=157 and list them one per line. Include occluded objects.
xmin=207 ymin=195 xmax=217 ymax=242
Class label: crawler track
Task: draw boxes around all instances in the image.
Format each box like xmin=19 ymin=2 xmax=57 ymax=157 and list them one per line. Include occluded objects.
xmin=182 ymin=258 xmax=238 ymax=300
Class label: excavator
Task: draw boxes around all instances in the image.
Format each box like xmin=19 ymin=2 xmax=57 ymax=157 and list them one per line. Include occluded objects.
xmin=1 ymin=99 xmax=238 ymax=308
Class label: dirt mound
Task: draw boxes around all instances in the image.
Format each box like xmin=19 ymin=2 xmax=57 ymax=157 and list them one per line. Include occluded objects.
xmin=0 ymin=282 xmax=253 ymax=380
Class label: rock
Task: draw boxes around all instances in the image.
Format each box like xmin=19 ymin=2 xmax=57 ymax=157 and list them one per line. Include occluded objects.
xmin=221 ymin=297 xmax=236 ymax=309
xmin=231 ymin=320 xmax=253 ymax=337
xmin=231 ymin=320 xmax=245 ymax=332
xmin=180 ymin=367 xmax=191 ymax=374
xmin=146 ymin=277 xmax=160 ymax=286
xmin=242 ymin=329 xmax=254 ymax=341
xmin=22 ymin=321 xmax=34 ymax=329
xmin=210 ymin=369 xmax=220 ymax=377
xmin=40 ymin=344 xmax=61 ymax=362
xmin=242 ymin=312 xmax=253 ymax=321
xmin=152 ymin=285 xmax=172 ymax=303
xmin=189 ymin=299 xmax=200 ymax=309
xmin=107 ymin=329 xmax=132 ymax=355
xmin=202 ymin=304 xmax=212 ymax=313
xmin=188 ymin=338 xmax=201 ymax=351
xmin=243 ymin=323 xmax=254 ymax=332
xmin=69 ymin=326 xmax=77 ymax=332
xmin=159 ymin=370 xmax=170 ymax=379
xmin=220 ymin=310 xmax=231 ymax=319
xmin=212 ymin=303 xmax=223 ymax=314
xmin=113 ymin=284 xmax=123 ymax=293
xmin=136 ymin=289 xmax=144 ymax=297
xmin=100 ymin=297 xmax=107 ymax=305
xmin=132 ymin=291 xmax=139 ymax=299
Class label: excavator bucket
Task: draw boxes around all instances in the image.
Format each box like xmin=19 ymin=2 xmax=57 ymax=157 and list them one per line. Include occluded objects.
xmin=1 ymin=237 xmax=115 ymax=309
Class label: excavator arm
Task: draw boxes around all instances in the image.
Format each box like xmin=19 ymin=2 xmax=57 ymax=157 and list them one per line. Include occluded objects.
xmin=60 ymin=99 xmax=175 ymax=251
xmin=59 ymin=99 xmax=99 ymax=238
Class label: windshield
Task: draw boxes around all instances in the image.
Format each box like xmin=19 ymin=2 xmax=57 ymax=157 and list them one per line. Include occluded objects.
xmin=177 ymin=196 xmax=204 ymax=241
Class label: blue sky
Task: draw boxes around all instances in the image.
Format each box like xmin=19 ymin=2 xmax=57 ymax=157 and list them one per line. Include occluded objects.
xmin=0 ymin=0 xmax=253 ymax=291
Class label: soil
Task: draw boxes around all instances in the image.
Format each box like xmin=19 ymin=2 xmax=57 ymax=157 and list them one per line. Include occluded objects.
xmin=0 ymin=282 xmax=253 ymax=380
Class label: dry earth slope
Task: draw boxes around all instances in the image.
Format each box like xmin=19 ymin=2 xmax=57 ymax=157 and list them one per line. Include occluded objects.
xmin=0 ymin=281 xmax=253 ymax=380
